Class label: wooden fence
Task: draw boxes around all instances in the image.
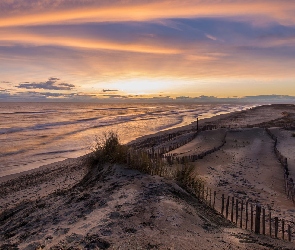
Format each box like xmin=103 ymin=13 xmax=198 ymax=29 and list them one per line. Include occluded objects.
xmin=146 ymin=131 xmax=199 ymax=156
xmin=265 ymin=128 xmax=295 ymax=202
xmin=161 ymin=131 xmax=227 ymax=165
xmin=130 ymin=121 xmax=218 ymax=152
xmin=127 ymin=126 xmax=295 ymax=242
xmin=129 ymin=127 xmax=198 ymax=150
xmin=185 ymin=179 xmax=294 ymax=242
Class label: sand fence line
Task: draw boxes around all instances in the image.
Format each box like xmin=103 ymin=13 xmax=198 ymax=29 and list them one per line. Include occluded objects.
xmin=132 ymin=127 xmax=293 ymax=204
xmin=129 ymin=127 xmax=199 ymax=151
xmin=265 ymin=128 xmax=295 ymax=202
xmin=127 ymin=147 xmax=295 ymax=242
xmin=131 ymin=124 xmax=220 ymax=162
xmin=126 ymin=125 xmax=295 ymax=243
xmin=184 ymin=179 xmax=295 ymax=242
xmin=129 ymin=119 xmax=218 ymax=152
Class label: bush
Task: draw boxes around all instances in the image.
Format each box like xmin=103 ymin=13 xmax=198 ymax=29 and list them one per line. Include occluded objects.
xmin=88 ymin=131 xmax=198 ymax=184
xmin=292 ymin=133 xmax=295 ymax=137
xmin=89 ymin=131 xmax=128 ymax=165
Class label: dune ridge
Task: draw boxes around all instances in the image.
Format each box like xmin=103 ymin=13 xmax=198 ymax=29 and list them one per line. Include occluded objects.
xmin=1 ymin=104 xmax=295 ymax=249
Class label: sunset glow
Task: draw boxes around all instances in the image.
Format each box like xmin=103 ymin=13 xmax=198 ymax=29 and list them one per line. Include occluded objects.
xmin=1 ymin=0 xmax=295 ymax=101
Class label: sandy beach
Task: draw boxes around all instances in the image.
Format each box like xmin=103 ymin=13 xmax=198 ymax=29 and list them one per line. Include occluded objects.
xmin=1 ymin=104 xmax=295 ymax=249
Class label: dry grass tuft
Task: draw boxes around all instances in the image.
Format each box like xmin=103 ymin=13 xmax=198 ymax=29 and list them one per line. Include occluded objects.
xmin=87 ymin=131 xmax=201 ymax=191
xmin=89 ymin=131 xmax=128 ymax=165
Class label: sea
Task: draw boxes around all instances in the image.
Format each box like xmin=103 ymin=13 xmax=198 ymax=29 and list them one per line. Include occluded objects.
xmin=0 ymin=102 xmax=256 ymax=178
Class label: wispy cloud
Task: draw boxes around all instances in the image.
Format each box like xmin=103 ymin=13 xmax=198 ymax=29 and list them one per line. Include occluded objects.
xmin=102 ymin=89 xmax=119 ymax=92
xmin=16 ymin=77 xmax=75 ymax=91
xmin=1 ymin=1 xmax=295 ymax=26
xmin=1 ymin=1 xmax=295 ymax=99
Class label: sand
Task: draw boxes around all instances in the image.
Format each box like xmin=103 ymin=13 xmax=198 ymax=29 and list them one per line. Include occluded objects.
xmin=1 ymin=104 xmax=295 ymax=249
xmin=269 ymin=128 xmax=295 ymax=181
xmin=1 ymin=164 xmax=293 ymax=249
xmin=168 ymin=129 xmax=227 ymax=157
xmin=191 ymin=128 xmax=295 ymax=220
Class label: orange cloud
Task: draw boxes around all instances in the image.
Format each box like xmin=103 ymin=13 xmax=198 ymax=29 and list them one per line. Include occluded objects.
xmin=1 ymin=1 xmax=295 ymax=98
xmin=0 ymin=31 xmax=182 ymax=55
xmin=0 ymin=1 xmax=294 ymax=27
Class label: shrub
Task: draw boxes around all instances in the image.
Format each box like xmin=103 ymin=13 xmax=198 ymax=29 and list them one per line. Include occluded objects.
xmin=89 ymin=131 xmax=128 ymax=165
xmin=292 ymin=133 xmax=295 ymax=137
xmin=88 ymin=131 xmax=198 ymax=184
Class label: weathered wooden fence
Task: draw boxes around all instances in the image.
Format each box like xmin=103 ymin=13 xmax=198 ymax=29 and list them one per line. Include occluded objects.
xmin=186 ymin=179 xmax=295 ymax=242
xmin=130 ymin=122 xmax=218 ymax=153
xmin=265 ymin=128 xmax=295 ymax=202
xmin=161 ymin=131 xmax=227 ymax=165
xmin=128 ymin=126 xmax=295 ymax=243
xmin=146 ymin=131 xmax=199 ymax=156
xmin=130 ymin=127 xmax=199 ymax=150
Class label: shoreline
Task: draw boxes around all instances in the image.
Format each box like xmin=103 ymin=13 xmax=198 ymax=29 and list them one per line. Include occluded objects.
xmin=0 ymin=155 xmax=89 ymax=184
xmin=1 ymin=103 xmax=292 ymax=186
xmin=0 ymin=104 xmax=258 ymax=184
xmin=1 ymin=103 xmax=295 ymax=249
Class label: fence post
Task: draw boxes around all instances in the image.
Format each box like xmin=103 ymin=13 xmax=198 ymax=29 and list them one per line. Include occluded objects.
xmin=262 ymin=208 xmax=265 ymax=235
xmin=221 ymin=194 xmax=225 ymax=215
xmin=240 ymin=200 xmax=243 ymax=228
xmin=202 ymin=184 xmax=205 ymax=200
xmin=209 ymin=189 xmax=212 ymax=207
xmin=255 ymin=204 xmax=261 ymax=234
xmin=274 ymin=217 xmax=279 ymax=238
xmin=195 ymin=182 xmax=198 ymax=198
xmin=282 ymin=219 xmax=285 ymax=240
xmin=197 ymin=182 xmax=201 ymax=199
xmin=251 ymin=204 xmax=254 ymax=231
xmin=226 ymin=196 xmax=230 ymax=219
xmin=288 ymin=224 xmax=292 ymax=242
xmin=231 ymin=197 xmax=234 ymax=222
xmin=235 ymin=199 xmax=239 ymax=224
xmin=269 ymin=211 xmax=272 ymax=237
xmin=245 ymin=201 xmax=248 ymax=229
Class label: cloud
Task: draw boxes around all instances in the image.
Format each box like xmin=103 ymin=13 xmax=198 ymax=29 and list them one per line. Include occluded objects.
xmin=0 ymin=89 xmax=11 ymax=98
xmin=16 ymin=78 xmax=75 ymax=90
xmin=48 ymin=77 xmax=60 ymax=81
xmin=1 ymin=2 xmax=295 ymax=98
xmin=102 ymin=89 xmax=118 ymax=92
xmin=103 ymin=94 xmax=128 ymax=98
xmin=0 ymin=88 xmax=99 ymax=101
xmin=1 ymin=0 xmax=295 ymax=27
xmin=243 ymin=95 xmax=295 ymax=100
xmin=0 ymin=29 xmax=181 ymax=54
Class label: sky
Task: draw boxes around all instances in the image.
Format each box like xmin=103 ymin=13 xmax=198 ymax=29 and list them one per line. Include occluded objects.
xmin=0 ymin=0 xmax=295 ymax=102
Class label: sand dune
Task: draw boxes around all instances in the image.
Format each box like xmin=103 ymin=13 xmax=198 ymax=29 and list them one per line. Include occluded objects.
xmin=1 ymin=164 xmax=294 ymax=249
xmin=192 ymin=128 xmax=295 ymax=221
xmin=269 ymin=128 xmax=295 ymax=181
xmin=1 ymin=104 xmax=295 ymax=249
xmin=168 ymin=129 xmax=226 ymax=157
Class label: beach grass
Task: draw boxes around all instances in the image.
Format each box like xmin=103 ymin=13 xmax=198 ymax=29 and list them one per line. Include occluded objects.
xmin=87 ymin=132 xmax=199 ymax=188
xmin=89 ymin=131 xmax=128 ymax=165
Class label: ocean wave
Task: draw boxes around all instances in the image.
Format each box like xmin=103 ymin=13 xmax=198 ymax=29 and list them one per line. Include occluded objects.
xmin=0 ymin=103 xmax=257 ymax=178
xmin=34 ymin=149 xmax=79 ymax=156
